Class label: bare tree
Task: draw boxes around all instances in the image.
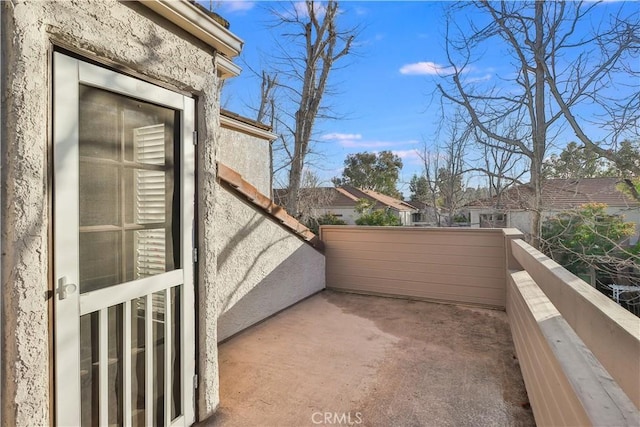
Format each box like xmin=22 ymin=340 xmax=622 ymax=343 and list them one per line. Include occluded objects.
xmin=437 ymin=1 xmax=639 ymax=246
xmin=419 ymin=146 xmax=444 ymax=226
xmin=419 ymin=111 xmax=469 ymax=226
xmin=256 ymin=71 xmax=278 ymax=125
xmin=472 ymin=121 xmax=528 ymax=209
xmin=296 ymin=169 xmax=337 ymax=225
xmin=439 ymin=113 xmax=470 ymax=226
xmin=255 ymin=71 xmax=279 ymax=194
xmin=264 ymin=1 xmax=355 ymax=216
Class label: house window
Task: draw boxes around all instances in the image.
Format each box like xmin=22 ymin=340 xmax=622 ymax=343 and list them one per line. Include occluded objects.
xmin=479 ymin=213 xmax=507 ymax=228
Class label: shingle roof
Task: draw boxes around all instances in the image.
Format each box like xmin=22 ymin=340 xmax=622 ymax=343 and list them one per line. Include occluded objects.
xmin=274 ymin=187 xmax=355 ymax=208
xmin=218 ymin=163 xmax=323 ymax=250
xmin=467 ymin=178 xmax=639 ymax=210
xmin=358 ymin=188 xmax=418 ymax=212
xmin=274 ymin=186 xmax=418 ymax=212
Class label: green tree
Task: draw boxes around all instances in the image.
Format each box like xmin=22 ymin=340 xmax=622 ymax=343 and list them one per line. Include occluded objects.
xmin=543 ymin=142 xmax=614 ymax=179
xmin=541 ymin=203 xmax=637 ymax=277
xmin=409 ymin=174 xmax=431 ymax=202
xmin=353 ymin=198 xmax=401 ymax=226
xmin=607 ymin=140 xmax=640 ymax=201
xmin=305 ymin=213 xmax=346 ymax=235
xmin=332 ymin=151 xmax=403 ymax=198
xmin=608 ymin=140 xmax=640 ymax=176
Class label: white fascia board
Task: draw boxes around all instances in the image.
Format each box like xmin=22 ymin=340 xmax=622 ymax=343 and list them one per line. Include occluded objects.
xmin=141 ymin=0 xmax=243 ymax=58
xmin=220 ymin=115 xmax=278 ymax=142
xmin=215 ymin=54 xmax=242 ymax=79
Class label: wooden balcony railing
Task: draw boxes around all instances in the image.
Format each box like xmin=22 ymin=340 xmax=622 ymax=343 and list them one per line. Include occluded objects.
xmin=321 ymin=226 xmax=640 ymax=426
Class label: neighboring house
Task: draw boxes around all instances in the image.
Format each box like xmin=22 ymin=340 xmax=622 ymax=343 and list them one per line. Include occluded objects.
xmin=276 ymin=186 xmax=419 ymax=226
xmin=467 ymin=178 xmax=640 ymax=244
xmin=1 ymin=2 xmax=324 ymax=426
xmin=403 ymin=200 xmax=440 ymax=226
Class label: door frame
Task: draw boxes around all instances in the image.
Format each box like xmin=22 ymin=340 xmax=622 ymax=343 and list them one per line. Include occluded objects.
xmin=52 ymin=52 xmax=196 ymax=426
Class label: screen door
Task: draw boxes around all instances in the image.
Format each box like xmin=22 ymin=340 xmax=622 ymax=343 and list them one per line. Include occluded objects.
xmin=53 ymin=53 xmax=195 ymax=427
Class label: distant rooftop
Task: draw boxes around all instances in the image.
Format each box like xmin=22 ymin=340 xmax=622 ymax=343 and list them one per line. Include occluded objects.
xmin=467 ymin=177 xmax=639 ymax=210
xmin=274 ymin=186 xmax=418 ymax=212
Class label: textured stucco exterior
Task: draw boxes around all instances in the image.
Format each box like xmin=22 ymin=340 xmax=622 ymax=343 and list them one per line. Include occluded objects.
xmin=1 ymin=0 xmax=224 ymax=424
xmin=218 ymin=125 xmax=271 ymax=196
xmin=2 ymin=2 xmax=327 ymax=425
xmin=215 ymin=186 xmax=325 ymax=342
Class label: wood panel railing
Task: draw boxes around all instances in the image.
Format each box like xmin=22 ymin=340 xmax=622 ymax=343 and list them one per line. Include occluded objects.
xmin=320 ymin=226 xmax=639 ymax=424
xmin=509 ymin=238 xmax=640 ymax=409
xmin=507 ymin=236 xmax=639 ymax=425
xmin=321 ymin=226 xmax=507 ymax=308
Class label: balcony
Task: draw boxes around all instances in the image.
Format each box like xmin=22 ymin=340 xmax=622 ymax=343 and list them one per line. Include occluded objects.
xmin=207 ymin=227 xmax=639 ymax=426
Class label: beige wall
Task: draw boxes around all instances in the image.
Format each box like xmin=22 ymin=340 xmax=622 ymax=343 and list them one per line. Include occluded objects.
xmin=507 ymin=270 xmax=638 ymax=426
xmin=510 ymin=239 xmax=640 ymax=410
xmin=321 ymin=226 xmax=507 ymax=308
xmin=218 ymin=121 xmax=273 ymax=196
xmin=215 ymin=187 xmax=325 ymax=342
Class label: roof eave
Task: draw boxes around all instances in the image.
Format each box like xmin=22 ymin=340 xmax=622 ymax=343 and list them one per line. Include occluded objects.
xmin=140 ymin=0 xmax=243 ymax=78
xmin=220 ymin=114 xmax=278 ymax=142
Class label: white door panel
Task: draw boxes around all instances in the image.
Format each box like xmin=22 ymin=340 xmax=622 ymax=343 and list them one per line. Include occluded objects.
xmin=54 ymin=53 xmax=195 ymax=427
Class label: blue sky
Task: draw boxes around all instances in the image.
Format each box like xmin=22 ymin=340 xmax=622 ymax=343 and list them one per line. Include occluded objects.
xmin=211 ymin=0 xmax=636 ymax=195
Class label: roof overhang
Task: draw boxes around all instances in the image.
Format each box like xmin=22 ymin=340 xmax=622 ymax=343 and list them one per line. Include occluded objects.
xmin=220 ymin=114 xmax=278 ymax=142
xmin=140 ymin=0 xmax=243 ymax=78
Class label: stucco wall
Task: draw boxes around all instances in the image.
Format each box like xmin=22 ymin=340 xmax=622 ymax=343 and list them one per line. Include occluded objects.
xmin=1 ymin=0 xmax=223 ymax=424
xmin=215 ymin=187 xmax=325 ymax=342
xmin=218 ymin=126 xmax=271 ymax=195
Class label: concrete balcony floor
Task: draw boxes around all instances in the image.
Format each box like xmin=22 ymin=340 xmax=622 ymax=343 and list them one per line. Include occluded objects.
xmin=204 ymin=290 xmax=535 ymax=427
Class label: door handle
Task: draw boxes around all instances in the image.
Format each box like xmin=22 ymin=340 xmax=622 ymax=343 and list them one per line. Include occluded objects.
xmin=57 ymin=276 xmax=77 ymax=300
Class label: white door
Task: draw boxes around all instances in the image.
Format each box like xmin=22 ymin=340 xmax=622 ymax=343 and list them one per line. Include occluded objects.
xmin=53 ymin=53 xmax=196 ymax=427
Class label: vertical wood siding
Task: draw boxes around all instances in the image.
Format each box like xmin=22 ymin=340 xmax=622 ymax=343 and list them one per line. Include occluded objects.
xmin=511 ymin=239 xmax=640 ymax=410
xmin=321 ymin=227 xmax=507 ymax=308
xmin=508 ymin=270 xmax=638 ymax=426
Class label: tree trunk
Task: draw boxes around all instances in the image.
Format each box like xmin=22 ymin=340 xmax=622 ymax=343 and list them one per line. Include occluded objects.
xmin=529 ymin=1 xmax=546 ymax=249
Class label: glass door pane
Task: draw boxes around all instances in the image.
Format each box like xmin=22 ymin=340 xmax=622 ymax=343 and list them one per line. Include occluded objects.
xmin=78 ymin=85 xmax=179 ymax=294
xmin=76 ymin=84 xmax=182 ymax=427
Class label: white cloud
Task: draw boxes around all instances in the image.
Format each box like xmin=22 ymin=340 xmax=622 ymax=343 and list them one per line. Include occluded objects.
xmin=322 ymin=133 xmax=418 ymax=150
xmin=341 ymin=140 xmax=400 ymax=149
xmin=321 ymin=133 xmax=362 ymax=141
xmin=354 ymin=6 xmax=369 ymax=16
xmin=292 ymin=1 xmax=326 ymax=19
xmin=219 ymin=1 xmax=255 ymax=13
xmin=464 ymin=73 xmax=492 ymax=84
xmin=392 ymin=149 xmax=422 ymax=164
xmin=399 ymin=61 xmax=454 ymax=76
